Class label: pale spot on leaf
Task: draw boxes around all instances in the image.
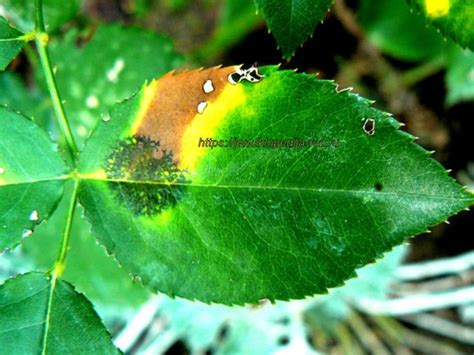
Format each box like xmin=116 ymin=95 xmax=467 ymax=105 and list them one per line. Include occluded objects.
xmin=197 ymin=101 xmax=208 ymax=114
xmin=77 ymin=125 xmax=88 ymax=137
xmin=22 ymin=229 xmax=33 ymax=238
xmin=203 ymin=79 xmax=214 ymax=94
xmin=86 ymin=95 xmax=99 ymax=108
xmin=29 ymin=210 xmax=39 ymax=221
xmin=106 ymin=58 xmax=125 ymax=83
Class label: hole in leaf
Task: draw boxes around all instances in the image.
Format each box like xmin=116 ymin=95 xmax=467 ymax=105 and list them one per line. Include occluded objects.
xmin=363 ymin=118 xmax=376 ymax=136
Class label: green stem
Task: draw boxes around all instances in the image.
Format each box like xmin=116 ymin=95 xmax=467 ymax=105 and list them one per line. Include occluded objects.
xmin=41 ymin=179 xmax=79 ymax=355
xmin=35 ymin=0 xmax=45 ymax=32
xmin=34 ymin=0 xmax=79 ymax=163
xmin=34 ymin=4 xmax=80 ymax=351
xmin=401 ymin=56 xmax=447 ymax=87
xmin=53 ymin=179 xmax=79 ymax=276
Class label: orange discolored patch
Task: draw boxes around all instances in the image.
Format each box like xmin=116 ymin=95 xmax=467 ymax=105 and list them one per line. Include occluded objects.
xmin=131 ymin=66 xmax=239 ymax=164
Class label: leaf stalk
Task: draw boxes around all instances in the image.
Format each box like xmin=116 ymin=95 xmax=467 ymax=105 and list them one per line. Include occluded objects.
xmin=34 ymin=0 xmax=79 ymax=163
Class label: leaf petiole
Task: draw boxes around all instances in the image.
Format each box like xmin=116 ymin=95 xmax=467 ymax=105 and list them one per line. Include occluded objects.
xmin=34 ymin=0 xmax=79 ymax=163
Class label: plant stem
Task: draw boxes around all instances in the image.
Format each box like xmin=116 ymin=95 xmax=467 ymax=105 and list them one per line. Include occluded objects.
xmin=34 ymin=0 xmax=79 ymax=293
xmin=35 ymin=0 xmax=45 ymax=32
xmin=41 ymin=179 xmax=79 ymax=355
xmin=53 ymin=179 xmax=79 ymax=277
xmin=34 ymin=0 xmax=79 ymax=163
xmin=401 ymin=56 xmax=446 ymax=87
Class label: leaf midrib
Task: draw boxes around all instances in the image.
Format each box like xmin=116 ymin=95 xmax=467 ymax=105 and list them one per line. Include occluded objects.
xmin=6 ymin=173 xmax=470 ymax=202
xmin=82 ymin=177 xmax=474 ymax=202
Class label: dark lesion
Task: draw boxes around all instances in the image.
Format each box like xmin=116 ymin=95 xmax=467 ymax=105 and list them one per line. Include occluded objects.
xmin=105 ymin=136 xmax=190 ymax=217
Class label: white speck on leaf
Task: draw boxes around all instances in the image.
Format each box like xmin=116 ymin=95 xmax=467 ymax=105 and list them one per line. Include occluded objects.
xmin=102 ymin=113 xmax=111 ymax=122
xmin=197 ymin=101 xmax=208 ymax=114
xmin=0 ymin=167 xmax=5 ymax=175
xmin=203 ymin=79 xmax=214 ymax=93
xmin=22 ymin=229 xmax=33 ymax=238
xmin=106 ymin=58 xmax=125 ymax=83
xmin=29 ymin=210 xmax=39 ymax=221
xmin=86 ymin=95 xmax=99 ymax=108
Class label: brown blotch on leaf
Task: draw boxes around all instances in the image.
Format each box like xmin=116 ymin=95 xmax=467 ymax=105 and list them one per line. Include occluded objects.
xmin=135 ymin=66 xmax=237 ymax=163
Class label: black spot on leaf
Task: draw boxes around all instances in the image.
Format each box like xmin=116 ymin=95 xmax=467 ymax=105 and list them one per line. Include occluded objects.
xmin=105 ymin=136 xmax=189 ymax=217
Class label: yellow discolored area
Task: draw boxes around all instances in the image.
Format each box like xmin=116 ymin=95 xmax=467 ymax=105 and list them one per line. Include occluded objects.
xmin=79 ymin=169 xmax=108 ymax=180
xmin=153 ymin=208 xmax=173 ymax=225
xmin=424 ymin=0 xmax=450 ymax=17
xmin=179 ymin=83 xmax=246 ymax=172
xmin=129 ymin=80 xmax=160 ymax=136
xmin=127 ymin=66 xmax=246 ymax=171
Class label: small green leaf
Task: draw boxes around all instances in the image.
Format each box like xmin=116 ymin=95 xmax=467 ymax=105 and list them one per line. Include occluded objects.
xmin=407 ymin=0 xmax=474 ymax=50
xmin=254 ymin=0 xmax=334 ymax=59
xmin=22 ymin=181 xmax=150 ymax=317
xmin=0 ymin=272 xmax=119 ymax=354
xmin=77 ymin=66 xmax=473 ymax=305
xmin=43 ymin=23 xmax=184 ymax=147
xmin=0 ymin=107 xmax=68 ymax=251
xmin=0 ymin=17 xmax=26 ymax=71
xmin=446 ymin=48 xmax=474 ymax=106
xmin=0 ymin=0 xmax=80 ymax=32
xmin=358 ymin=0 xmax=446 ymax=61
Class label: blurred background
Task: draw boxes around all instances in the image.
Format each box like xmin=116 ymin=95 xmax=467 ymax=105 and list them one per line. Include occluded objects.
xmin=0 ymin=0 xmax=473 ymax=353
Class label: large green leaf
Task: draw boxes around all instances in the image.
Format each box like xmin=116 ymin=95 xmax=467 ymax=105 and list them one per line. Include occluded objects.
xmin=22 ymin=181 xmax=150 ymax=319
xmin=0 ymin=17 xmax=26 ymax=71
xmin=77 ymin=66 xmax=473 ymax=305
xmin=0 ymin=107 xmax=68 ymax=251
xmin=446 ymin=48 xmax=474 ymax=106
xmin=358 ymin=0 xmax=446 ymax=61
xmin=0 ymin=272 xmax=118 ymax=354
xmin=254 ymin=0 xmax=334 ymax=59
xmin=407 ymin=0 xmax=474 ymax=50
xmin=0 ymin=0 xmax=81 ymax=32
xmin=44 ymin=23 xmax=184 ymax=147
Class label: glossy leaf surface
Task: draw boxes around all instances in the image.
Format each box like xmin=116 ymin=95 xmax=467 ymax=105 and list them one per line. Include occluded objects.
xmin=0 ymin=272 xmax=118 ymax=354
xmin=77 ymin=66 xmax=473 ymax=304
xmin=254 ymin=0 xmax=334 ymax=59
xmin=0 ymin=107 xmax=68 ymax=250
xmin=0 ymin=17 xmax=25 ymax=71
